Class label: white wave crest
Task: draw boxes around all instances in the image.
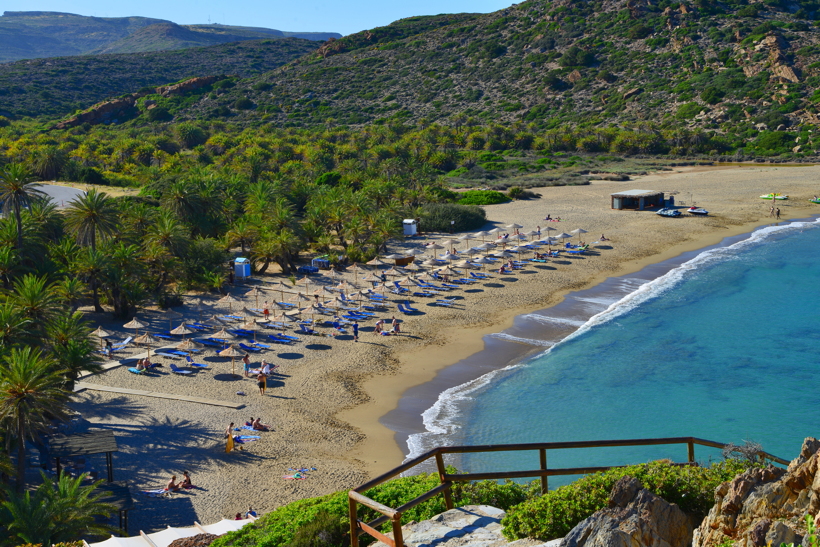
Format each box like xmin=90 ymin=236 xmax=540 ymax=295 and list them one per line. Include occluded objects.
xmin=522 ymin=314 xmax=587 ymax=327
xmin=404 ymin=217 xmax=820 ymax=461
xmin=488 ymin=333 xmax=554 ymax=346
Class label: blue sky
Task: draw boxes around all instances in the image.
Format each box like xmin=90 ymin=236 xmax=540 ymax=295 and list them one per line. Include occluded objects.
xmin=3 ymin=1 xmax=516 ymax=35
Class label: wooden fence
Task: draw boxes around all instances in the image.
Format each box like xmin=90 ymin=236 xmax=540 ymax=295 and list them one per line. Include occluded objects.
xmin=348 ymin=436 xmax=788 ymax=547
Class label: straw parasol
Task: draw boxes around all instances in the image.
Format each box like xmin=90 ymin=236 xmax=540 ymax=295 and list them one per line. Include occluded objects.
xmin=541 ymin=225 xmax=557 ymax=234
xmin=239 ymin=320 xmax=263 ymax=342
xmin=163 ymin=309 xmax=184 ymax=330
xmin=123 ymin=318 xmax=147 ymax=336
xmin=472 ymin=256 xmax=492 ymax=271
xmin=382 ymin=254 xmax=405 ymax=261
xmin=437 ymin=266 xmax=457 ymax=276
xmin=422 ymin=258 xmax=441 ymax=266
xmin=487 ymin=227 xmax=503 ymax=235
xmin=91 ymin=326 xmax=111 ymax=349
xmin=555 ymin=232 xmax=573 ymax=243
xmin=134 ymin=333 xmax=161 ymax=357
xmin=570 ymin=228 xmax=588 ymax=241
xmin=218 ymin=345 xmax=245 ymax=377
xmin=383 ymin=267 xmax=403 ymax=277
xmin=361 ymin=273 xmax=381 ymax=283
xmin=473 ymin=231 xmax=489 ymax=242
xmin=325 ymin=269 xmax=345 ymax=280
xmin=346 ymin=263 xmax=366 ymax=284
xmin=457 ymin=234 xmax=474 ymax=241
xmin=212 ymin=328 xmax=235 ymax=342
xmin=244 ymin=287 xmax=266 ymax=308
xmin=365 ymin=258 xmax=386 ymax=267
xmin=192 ymin=300 xmax=213 ymax=322
xmin=170 ymin=323 xmax=194 ymax=340
xmin=403 ymin=262 xmax=422 ymax=271
xmin=455 ymin=259 xmax=475 ymax=269
xmin=424 ymin=243 xmax=444 ymax=250
xmin=289 ymin=292 xmax=312 ymax=304
xmin=175 ymin=339 xmax=201 ymax=352
xmin=218 ymin=294 xmax=240 ymax=312
xmin=506 ymin=223 xmax=524 ymax=230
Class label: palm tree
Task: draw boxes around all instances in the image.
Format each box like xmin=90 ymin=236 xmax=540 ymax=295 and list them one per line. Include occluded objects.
xmin=1 ymin=471 xmax=116 ymax=544
xmin=29 ymin=146 xmax=67 ymax=181
xmin=0 ymin=302 xmax=30 ymax=349
xmin=0 ymin=245 xmax=19 ymax=289
xmin=0 ymin=163 xmax=44 ymax=251
xmin=144 ymin=210 xmax=189 ymax=256
xmin=63 ymin=188 xmax=119 ymax=253
xmin=0 ymin=347 xmax=69 ymax=492
xmin=73 ymin=249 xmax=109 ymax=313
xmin=11 ymin=274 xmax=60 ymax=328
xmin=53 ymin=276 xmax=88 ymax=312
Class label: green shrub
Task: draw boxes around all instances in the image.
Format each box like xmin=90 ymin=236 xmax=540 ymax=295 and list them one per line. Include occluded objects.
xmin=147 ymin=106 xmax=172 ymax=122
xmin=508 ymin=186 xmax=524 ymax=199
xmin=558 ymin=46 xmax=595 ymax=68
xmin=627 ymin=24 xmax=653 ymax=39
xmin=234 ymin=98 xmax=254 ymax=110
xmin=676 ymin=102 xmax=703 ymax=120
xmin=288 ymin=511 xmax=348 ymax=547
xmin=457 ymin=190 xmax=511 ymax=205
xmin=421 ymin=202 xmax=487 ymax=231
xmin=0 ymin=115 xmax=10 ymax=127
xmin=501 ymin=460 xmax=749 ymax=541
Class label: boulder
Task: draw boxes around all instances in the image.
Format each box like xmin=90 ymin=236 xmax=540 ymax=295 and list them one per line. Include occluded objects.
xmin=560 ymin=477 xmax=693 ymax=547
xmin=693 ymin=438 xmax=820 ymax=547
xmin=370 ymin=505 xmax=547 ymax=547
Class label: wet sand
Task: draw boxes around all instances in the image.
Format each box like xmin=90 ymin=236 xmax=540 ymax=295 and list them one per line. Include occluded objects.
xmin=69 ymin=164 xmax=820 ymax=534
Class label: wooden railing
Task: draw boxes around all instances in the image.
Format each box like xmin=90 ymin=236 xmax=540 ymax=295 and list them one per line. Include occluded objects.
xmin=348 ymin=436 xmax=788 ymax=547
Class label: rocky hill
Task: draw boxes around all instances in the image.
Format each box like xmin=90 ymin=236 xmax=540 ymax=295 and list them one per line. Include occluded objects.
xmin=0 ymin=11 xmax=339 ymax=62
xmin=0 ymin=39 xmax=319 ymax=118
xmin=145 ymin=0 xmax=820 ymax=136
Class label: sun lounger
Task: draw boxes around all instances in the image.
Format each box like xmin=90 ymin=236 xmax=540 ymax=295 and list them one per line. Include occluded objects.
xmin=127 ymin=367 xmax=145 ymax=375
xmin=154 ymin=333 xmax=173 ymax=340
xmin=413 ymin=291 xmax=434 ymax=297
xmin=435 ymin=300 xmax=455 ymax=307
xmin=470 ymin=272 xmax=491 ymax=279
xmin=184 ymin=356 xmax=209 ymax=369
xmin=239 ymin=343 xmax=262 ymax=353
xmin=403 ymin=301 xmax=419 ymax=312
xmin=299 ymin=324 xmax=316 ymax=335
xmin=251 ymin=342 xmax=272 ymax=349
xmin=111 ymin=336 xmax=133 ymax=351
xmin=169 ymin=363 xmax=192 ymax=375
xmin=154 ymin=351 xmax=180 ymax=359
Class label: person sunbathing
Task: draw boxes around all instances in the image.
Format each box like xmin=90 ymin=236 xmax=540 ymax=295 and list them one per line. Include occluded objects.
xmin=252 ymin=417 xmax=270 ymax=431
xmin=180 ymin=471 xmax=193 ymax=489
xmin=165 ymin=475 xmax=181 ymax=492
xmin=600 ymin=234 xmax=609 ymax=241
xmin=136 ymin=360 xmax=146 ymax=371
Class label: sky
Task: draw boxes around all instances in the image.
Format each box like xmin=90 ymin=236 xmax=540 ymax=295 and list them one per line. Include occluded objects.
xmin=2 ymin=1 xmax=517 ymax=36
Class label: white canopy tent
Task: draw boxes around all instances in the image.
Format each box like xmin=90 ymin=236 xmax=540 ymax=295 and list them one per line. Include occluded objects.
xmin=84 ymin=519 xmax=255 ymax=547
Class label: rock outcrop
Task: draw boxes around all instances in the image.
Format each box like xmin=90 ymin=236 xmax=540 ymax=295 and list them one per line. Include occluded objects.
xmin=371 ymin=505 xmax=550 ymax=547
xmin=51 ymin=75 xmax=225 ymax=129
xmin=560 ymin=477 xmax=694 ymax=547
xmin=693 ymin=437 xmax=820 ymax=547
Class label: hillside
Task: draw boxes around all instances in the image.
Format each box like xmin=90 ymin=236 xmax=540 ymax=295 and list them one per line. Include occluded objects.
xmin=0 ymin=39 xmax=319 ymax=118
xmin=0 ymin=11 xmax=340 ymax=62
xmin=140 ymin=0 xmax=820 ymax=138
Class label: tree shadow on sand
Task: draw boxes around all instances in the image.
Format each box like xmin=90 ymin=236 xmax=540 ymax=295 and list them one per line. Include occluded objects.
xmin=72 ymin=394 xmax=147 ymax=421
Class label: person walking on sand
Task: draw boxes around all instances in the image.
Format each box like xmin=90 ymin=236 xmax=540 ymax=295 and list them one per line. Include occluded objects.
xmin=257 ymin=371 xmax=267 ymax=395
xmin=242 ymin=353 xmax=251 ymax=377
xmin=352 ymin=321 xmax=359 ymax=342
xmin=776 ymin=207 xmax=781 ymax=220
xmin=263 ymin=302 xmax=269 ymax=320
xmin=770 ymin=205 xmax=775 ymax=218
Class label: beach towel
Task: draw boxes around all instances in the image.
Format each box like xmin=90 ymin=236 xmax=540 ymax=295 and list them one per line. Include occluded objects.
xmin=288 ymin=467 xmax=317 ymax=473
xmin=235 ymin=435 xmax=260 ymax=443
xmin=283 ymin=472 xmax=307 ymax=480
xmin=142 ymin=489 xmax=170 ymax=497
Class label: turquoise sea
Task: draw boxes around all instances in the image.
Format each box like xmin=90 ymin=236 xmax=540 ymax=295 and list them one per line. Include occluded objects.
xmin=403 ymin=217 xmax=820 ymax=479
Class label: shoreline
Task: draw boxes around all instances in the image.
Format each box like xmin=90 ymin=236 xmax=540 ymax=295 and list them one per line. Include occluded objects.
xmin=70 ymin=164 xmax=820 ymax=533
xmin=337 ymin=166 xmax=820 ymax=476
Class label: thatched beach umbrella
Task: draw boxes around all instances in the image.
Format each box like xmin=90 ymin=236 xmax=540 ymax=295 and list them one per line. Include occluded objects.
xmin=366 ymin=258 xmax=387 ymax=267
xmin=123 ymin=318 xmax=147 ymax=336
xmin=472 ymin=256 xmax=492 ymax=271
xmin=555 ymin=232 xmax=572 ymax=244
xmin=218 ymin=345 xmax=245 ymax=377
xmin=244 ymin=287 xmax=266 ymax=308
xmin=487 ymin=227 xmax=503 ymax=235
xmin=175 ymin=339 xmax=202 ymax=352
xmin=239 ymin=320 xmax=263 ymax=342
xmin=170 ymin=323 xmax=194 ymax=340
xmin=361 ymin=273 xmax=380 ymax=283
xmin=457 ymin=234 xmax=474 ymax=242
xmin=506 ymin=223 xmax=524 ymax=230
xmin=218 ymin=294 xmax=240 ymax=313
xmin=473 ymin=230 xmax=489 ymax=242
xmin=424 ymin=243 xmax=444 ymax=251
xmin=346 ymin=263 xmax=366 ymax=284
xmin=212 ymin=328 xmax=235 ymax=342
xmin=91 ymin=326 xmax=111 ymax=349
xmin=163 ymin=309 xmax=184 ymax=330
xmin=570 ymin=228 xmax=588 ymax=242
xmin=383 ymin=267 xmax=403 ymax=277
xmin=403 ymin=262 xmax=422 ymax=271
xmin=192 ymin=300 xmax=213 ymax=322
xmin=134 ymin=333 xmax=161 ymax=357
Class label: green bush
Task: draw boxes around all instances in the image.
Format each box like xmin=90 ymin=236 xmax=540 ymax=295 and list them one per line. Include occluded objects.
xmin=457 ymin=190 xmax=510 ymax=206
xmin=234 ymin=98 xmax=254 ymax=110
xmin=558 ymin=46 xmax=595 ymax=68
xmin=213 ymin=471 xmax=532 ymax=547
xmin=421 ymin=202 xmax=487 ymax=232
xmin=501 ymin=460 xmax=749 ymax=541
xmin=288 ymin=511 xmax=348 ymax=547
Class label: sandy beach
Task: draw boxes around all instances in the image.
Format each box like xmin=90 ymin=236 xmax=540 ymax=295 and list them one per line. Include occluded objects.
xmin=69 ymin=164 xmax=820 ymax=534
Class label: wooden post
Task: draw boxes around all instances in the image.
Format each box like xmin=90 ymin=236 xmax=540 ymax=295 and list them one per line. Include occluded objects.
xmin=539 ymin=449 xmax=548 ymax=494
xmin=435 ymin=452 xmax=454 ymax=510
xmin=392 ymin=513 xmax=404 ymax=547
xmin=687 ymin=440 xmax=695 ymax=463
xmin=106 ymin=452 xmax=113 ymax=482
xmin=349 ymin=496 xmax=359 ymax=547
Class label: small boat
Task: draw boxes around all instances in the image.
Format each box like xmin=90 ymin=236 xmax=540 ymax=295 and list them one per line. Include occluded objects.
xmin=760 ymin=193 xmax=788 ymax=200
xmin=809 ymin=198 xmax=820 ymax=204
xmin=687 ymin=206 xmax=708 ymax=215
xmin=656 ymin=208 xmax=681 ymax=217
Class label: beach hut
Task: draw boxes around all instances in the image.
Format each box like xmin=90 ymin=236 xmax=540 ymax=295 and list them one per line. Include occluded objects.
xmin=610 ymin=189 xmax=665 ymax=210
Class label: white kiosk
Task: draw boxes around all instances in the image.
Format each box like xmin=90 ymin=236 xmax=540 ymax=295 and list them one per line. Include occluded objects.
xmin=402 ymin=219 xmax=418 ymax=236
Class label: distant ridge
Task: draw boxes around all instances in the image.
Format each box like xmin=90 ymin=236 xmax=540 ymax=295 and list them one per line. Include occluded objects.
xmin=0 ymin=11 xmax=340 ymax=62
